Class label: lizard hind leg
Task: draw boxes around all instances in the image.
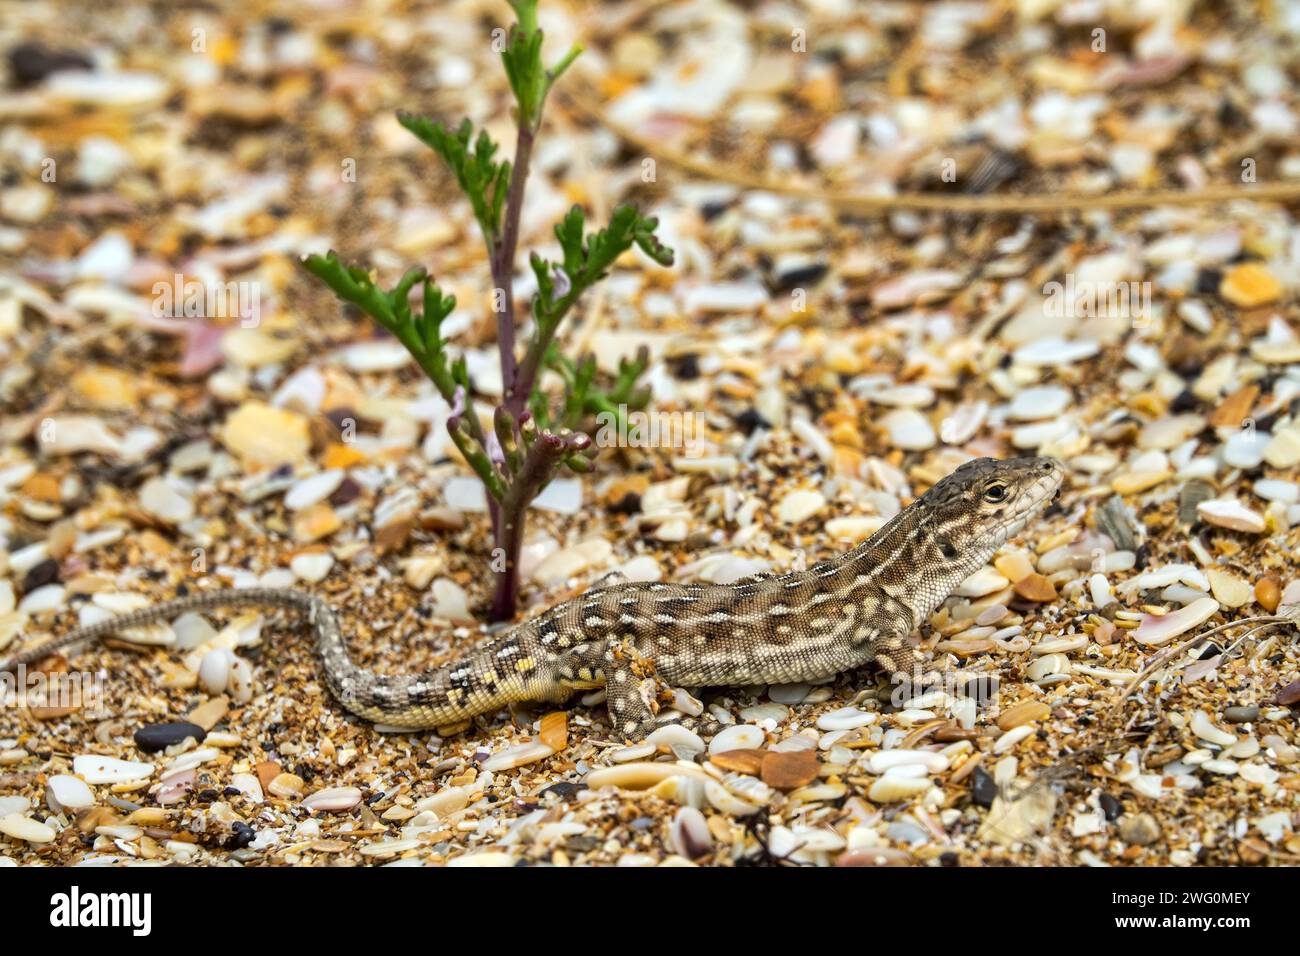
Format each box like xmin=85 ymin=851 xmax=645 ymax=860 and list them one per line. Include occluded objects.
xmin=604 ymin=666 xmax=660 ymax=741
xmin=559 ymin=636 xmax=662 ymax=741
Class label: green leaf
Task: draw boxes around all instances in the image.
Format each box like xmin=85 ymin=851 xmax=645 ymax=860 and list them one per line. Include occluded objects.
xmin=501 ymin=0 xmax=582 ymax=129
xmin=300 ymin=251 xmax=464 ymax=401
xmin=397 ymin=113 xmax=511 ymax=243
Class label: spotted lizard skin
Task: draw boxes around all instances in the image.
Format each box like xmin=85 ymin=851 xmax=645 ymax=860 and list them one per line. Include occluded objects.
xmin=1 ymin=456 xmax=1063 ymax=740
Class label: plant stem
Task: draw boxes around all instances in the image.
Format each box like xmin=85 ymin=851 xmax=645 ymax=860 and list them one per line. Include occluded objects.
xmin=488 ymin=430 xmax=570 ymax=620
xmin=493 ymin=123 xmax=535 ymax=413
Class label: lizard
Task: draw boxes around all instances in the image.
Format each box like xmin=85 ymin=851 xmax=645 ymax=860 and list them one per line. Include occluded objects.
xmin=0 ymin=455 xmax=1064 ymax=741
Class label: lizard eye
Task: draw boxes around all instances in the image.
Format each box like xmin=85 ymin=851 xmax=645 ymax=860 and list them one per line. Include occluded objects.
xmin=983 ymin=483 xmax=1007 ymax=503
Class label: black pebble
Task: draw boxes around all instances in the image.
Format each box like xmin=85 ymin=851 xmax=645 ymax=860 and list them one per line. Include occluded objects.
xmin=329 ymin=476 xmax=363 ymax=506
xmin=608 ymin=491 xmax=642 ymax=515
xmin=22 ymin=557 xmax=60 ymax=593
xmin=1099 ymin=792 xmax=1122 ymax=821
xmin=228 ymin=821 xmax=256 ymax=849
xmin=8 ymin=42 xmax=93 ymax=87
xmin=539 ymin=781 xmax=586 ymax=800
xmin=700 ymin=200 xmax=730 ymax=221
xmin=772 ymin=261 xmax=828 ymax=293
xmin=971 ymin=766 xmax=998 ymax=809
xmin=735 ymin=408 xmax=771 ymax=435
xmin=668 ymin=353 xmax=701 ymax=380
xmin=1195 ymin=268 xmax=1222 ymax=295
xmin=133 ymin=721 xmax=206 ymax=753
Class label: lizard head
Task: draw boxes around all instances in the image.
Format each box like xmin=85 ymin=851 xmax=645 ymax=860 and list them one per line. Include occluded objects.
xmin=916 ymin=455 xmax=1064 ymax=580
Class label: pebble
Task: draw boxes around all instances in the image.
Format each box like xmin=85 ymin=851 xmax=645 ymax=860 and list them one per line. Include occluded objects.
xmin=704 ymin=780 xmax=762 ymax=816
xmin=865 ymin=750 xmax=949 ymax=774
xmin=956 ymin=566 xmax=1010 ymax=597
xmin=0 ymin=813 xmax=55 ymax=844
xmin=431 ymin=579 xmax=473 ymax=623
xmin=1219 ymin=262 xmax=1281 ymax=308
xmin=760 ymin=749 xmax=820 ymax=790
xmin=1275 ymin=679 xmax=1300 ymax=708
xmin=228 ymin=657 xmax=254 ymax=704
xmin=1223 ymin=430 xmax=1269 ymax=469
xmin=72 ymin=755 xmax=155 ymax=785
xmin=1012 ymin=337 xmax=1100 ymax=367
xmin=611 ymin=742 xmax=656 ymax=763
xmin=1013 ymin=573 xmax=1056 ymax=602
xmin=199 ymin=649 xmax=233 ymax=695
xmin=668 ymin=807 xmax=713 ymax=860
xmin=1264 ymin=424 xmax=1300 ymax=469
xmin=825 ymin=516 xmax=885 ymax=542
xmin=1253 ymin=479 xmax=1299 ymax=504
xmin=46 ymin=775 xmax=95 ymax=812
xmin=1133 ymin=597 xmax=1220 ymax=646
xmin=1224 ymin=705 xmax=1259 ymax=723
xmin=17 ymin=584 xmax=66 ymax=614
xmin=1240 ymin=764 xmax=1279 ymax=787
xmin=1026 ymin=654 xmax=1070 ymax=684
xmin=710 ymin=749 xmax=766 ymax=775
xmin=1202 ymin=759 xmax=1239 ymax=775
xmin=836 ymin=847 xmax=914 ymax=867
xmin=646 ymin=724 xmax=704 ymax=758
xmin=267 ymin=773 xmax=305 ymax=799
xmin=1190 ymin=710 xmax=1237 ymax=747
xmin=768 ymin=682 xmax=812 ymax=705
xmin=138 ymin=476 xmax=195 ymax=524
xmin=993 ymin=725 xmax=1035 ymax=754
xmin=776 ymin=488 xmax=826 ymax=525
xmin=187 ymin=696 xmax=229 ymax=731
xmin=338 ymin=340 xmax=412 ymax=372
xmin=683 ymin=282 xmax=768 ymax=313
xmin=285 ymin=470 xmax=345 ymax=511
xmin=133 ymin=721 xmax=206 ymax=753
xmin=996 ymin=700 xmax=1051 ymax=730
xmin=1117 ymin=813 xmax=1162 ymax=846
xmin=1206 ymin=568 xmax=1252 ymax=609
xmin=1197 ymin=499 xmax=1266 ymax=533
xmin=879 ymin=408 xmax=936 ymax=450
xmin=867 ymin=776 xmax=930 ymax=803
xmin=539 ymin=712 xmax=569 ymax=752
xmin=815 ymin=706 xmax=875 ymax=731
xmin=480 ymin=741 xmax=554 ymax=773
xmin=1008 ymin=386 xmax=1071 ymax=421
xmin=290 ymin=551 xmax=334 ymax=583
xmin=708 ymin=724 xmax=766 ymax=754
xmin=302 ymin=786 xmax=363 ymax=812
xmin=220 ymin=401 xmax=311 ymax=467
xmin=587 ymin=764 xmax=707 ymax=790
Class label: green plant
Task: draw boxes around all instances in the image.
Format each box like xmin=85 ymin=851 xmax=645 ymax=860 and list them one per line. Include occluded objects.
xmin=302 ymin=0 xmax=673 ymax=621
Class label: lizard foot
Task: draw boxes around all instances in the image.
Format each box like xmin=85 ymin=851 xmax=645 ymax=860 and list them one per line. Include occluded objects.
xmin=605 ymin=668 xmax=661 ymax=742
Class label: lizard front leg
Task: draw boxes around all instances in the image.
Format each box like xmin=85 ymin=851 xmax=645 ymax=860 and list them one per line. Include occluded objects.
xmin=870 ymin=632 xmax=943 ymax=696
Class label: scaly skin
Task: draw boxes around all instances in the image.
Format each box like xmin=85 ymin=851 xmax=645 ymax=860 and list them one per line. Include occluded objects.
xmin=1 ymin=456 xmax=1063 ymax=739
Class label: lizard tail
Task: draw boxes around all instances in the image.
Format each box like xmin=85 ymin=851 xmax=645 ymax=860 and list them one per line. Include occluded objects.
xmin=0 ymin=588 xmax=316 ymax=674
xmin=0 ymin=587 xmax=560 ymax=732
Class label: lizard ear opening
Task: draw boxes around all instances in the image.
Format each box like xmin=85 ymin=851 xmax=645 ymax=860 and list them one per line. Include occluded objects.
xmin=936 ymin=537 xmax=958 ymax=559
